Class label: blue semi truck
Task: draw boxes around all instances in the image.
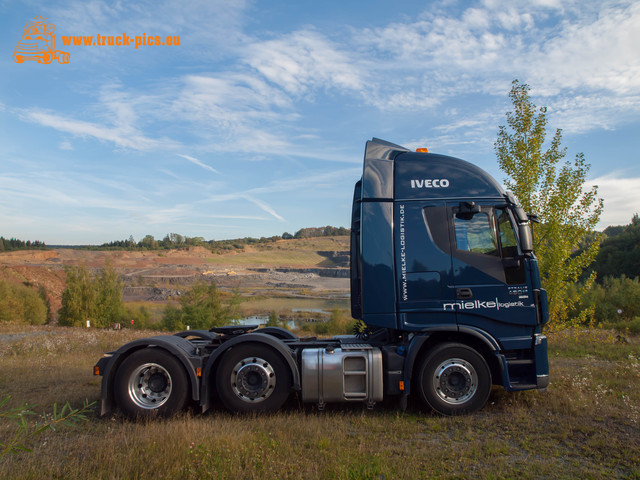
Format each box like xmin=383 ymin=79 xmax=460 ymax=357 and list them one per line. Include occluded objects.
xmin=94 ymin=138 xmax=549 ymax=417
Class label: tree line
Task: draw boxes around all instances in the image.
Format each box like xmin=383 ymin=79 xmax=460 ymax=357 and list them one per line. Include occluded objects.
xmin=92 ymin=226 xmax=349 ymax=252
xmin=0 ymin=237 xmax=46 ymax=252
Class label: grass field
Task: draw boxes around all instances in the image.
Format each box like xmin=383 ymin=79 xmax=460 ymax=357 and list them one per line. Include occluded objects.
xmin=0 ymin=324 xmax=638 ymax=479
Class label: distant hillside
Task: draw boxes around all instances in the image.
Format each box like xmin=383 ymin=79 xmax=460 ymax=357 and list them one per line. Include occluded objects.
xmin=93 ymin=226 xmax=350 ymax=252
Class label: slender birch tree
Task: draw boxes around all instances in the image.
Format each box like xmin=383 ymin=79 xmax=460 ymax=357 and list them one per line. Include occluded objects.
xmin=495 ymin=80 xmax=603 ymax=325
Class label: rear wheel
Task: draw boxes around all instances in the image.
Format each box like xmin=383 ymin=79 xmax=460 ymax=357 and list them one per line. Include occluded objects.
xmin=216 ymin=344 xmax=292 ymax=413
xmin=114 ymin=349 xmax=188 ymax=419
xmin=415 ymin=343 xmax=491 ymax=415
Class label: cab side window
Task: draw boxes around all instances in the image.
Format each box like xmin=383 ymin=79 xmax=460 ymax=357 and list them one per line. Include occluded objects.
xmin=452 ymin=206 xmax=525 ymax=285
xmin=454 ymin=212 xmax=498 ymax=256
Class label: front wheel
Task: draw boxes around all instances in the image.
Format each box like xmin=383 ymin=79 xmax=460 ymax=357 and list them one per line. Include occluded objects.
xmin=415 ymin=343 xmax=491 ymax=415
xmin=39 ymin=52 xmax=53 ymax=64
xmin=215 ymin=344 xmax=292 ymax=413
xmin=114 ymin=349 xmax=189 ymax=419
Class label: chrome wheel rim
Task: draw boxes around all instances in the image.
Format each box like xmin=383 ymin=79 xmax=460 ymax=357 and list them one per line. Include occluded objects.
xmin=128 ymin=363 xmax=172 ymax=409
xmin=432 ymin=358 xmax=478 ymax=405
xmin=230 ymin=357 xmax=276 ymax=403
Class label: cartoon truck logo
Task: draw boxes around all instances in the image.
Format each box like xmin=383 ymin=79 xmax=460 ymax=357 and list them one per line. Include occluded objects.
xmin=13 ymin=16 xmax=70 ymax=64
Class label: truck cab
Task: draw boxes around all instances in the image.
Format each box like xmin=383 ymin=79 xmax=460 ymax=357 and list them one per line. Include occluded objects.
xmin=352 ymin=139 xmax=549 ymax=399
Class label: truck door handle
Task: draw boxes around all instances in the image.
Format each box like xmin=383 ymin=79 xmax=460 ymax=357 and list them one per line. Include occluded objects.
xmin=457 ymin=288 xmax=473 ymax=299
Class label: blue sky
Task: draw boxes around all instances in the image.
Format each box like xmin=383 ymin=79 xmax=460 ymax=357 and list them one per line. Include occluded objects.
xmin=2 ymin=0 xmax=639 ymax=245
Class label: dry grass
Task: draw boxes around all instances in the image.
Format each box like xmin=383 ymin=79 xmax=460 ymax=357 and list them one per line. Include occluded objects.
xmin=1 ymin=324 xmax=639 ymax=479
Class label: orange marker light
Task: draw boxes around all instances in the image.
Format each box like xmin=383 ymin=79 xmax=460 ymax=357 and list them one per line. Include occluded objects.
xmin=196 ymin=367 xmax=202 ymax=377
xmin=399 ymin=381 xmax=405 ymax=391
xmin=416 ymin=147 xmax=429 ymax=153
xmin=93 ymin=366 xmax=100 ymax=376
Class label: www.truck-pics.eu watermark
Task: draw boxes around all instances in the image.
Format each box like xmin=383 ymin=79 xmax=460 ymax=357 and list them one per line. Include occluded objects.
xmin=13 ymin=16 xmax=181 ymax=65
xmin=61 ymin=33 xmax=181 ymax=49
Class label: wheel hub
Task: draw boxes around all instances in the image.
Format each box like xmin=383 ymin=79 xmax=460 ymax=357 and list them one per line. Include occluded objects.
xmin=128 ymin=363 xmax=172 ymax=409
xmin=147 ymin=373 xmax=168 ymax=393
xmin=231 ymin=357 xmax=276 ymax=403
xmin=432 ymin=358 xmax=478 ymax=405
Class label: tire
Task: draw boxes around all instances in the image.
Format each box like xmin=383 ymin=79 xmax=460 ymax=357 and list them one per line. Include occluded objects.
xmin=13 ymin=54 xmax=24 ymax=63
xmin=114 ymin=349 xmax=189 ymax=419
xmin=215 ymin=344 xmax=292 ymax=413
xmin=40 ymin=52 xmax=53 ymax=64
xmin=415 ymin=343 xmax=491 ymax=415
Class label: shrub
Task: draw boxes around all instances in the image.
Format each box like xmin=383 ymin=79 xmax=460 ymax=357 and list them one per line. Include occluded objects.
xmin=158 ymin=282 xmax=242 ymax=331
xmin=58 ymin=263 xmax=124 ymax=328
xmin=569 ymin=275 xmax=640 ymax=329
xmin=310 ymin=309 xmax=355 ymax=336
xmin=0 ymin=279 xmax=47 ymax=325
xmin=125 ymin=305 xmax=155 ymax=330
xmin=265 ymin=311 xmax=280 ymax=327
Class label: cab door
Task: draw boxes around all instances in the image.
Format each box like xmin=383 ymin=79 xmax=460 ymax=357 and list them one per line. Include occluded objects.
xmin=395 ymin=202 xmax=457 ymax=330
xmin=448 ymin=204 xmax=538 ymax=327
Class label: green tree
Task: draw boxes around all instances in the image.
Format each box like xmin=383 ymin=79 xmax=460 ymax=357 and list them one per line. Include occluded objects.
xmin=161 ymin=281 xmax=241 ymax=331
xmin=161 ymin=304 xmax=184 ymax=331
xmin=58 ymin=263 xmax=125 ymax=327
xmin=94 ymin=262 xmax=124 ymax=327
xmin=139 ymin=234 xmax=158 ymax=250
xmin=58 ymin=265 xmax=97 ymax=327
xmin=495 ymin=80 xmax=603 ymax=325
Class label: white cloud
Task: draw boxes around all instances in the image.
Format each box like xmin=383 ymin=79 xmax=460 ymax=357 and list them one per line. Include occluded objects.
xmin=527 ymin=2 xmax=640 ymax=96
xmin=177 ymin=154 xmax=219 ymax=174
xmin=244 ymin=30 xmax=364 ymax=97
xmin=546 ymin=94 xmax=640 ymax=134
xmin=589 ymin=174 xmax=640 ymax=228
xmin=243 ymin=196 xmax=286 ymax=222
xmin=20 ymin=109 xmax=164 ymax=150
xmin=353 ymin=0 xmax=640 ymax=131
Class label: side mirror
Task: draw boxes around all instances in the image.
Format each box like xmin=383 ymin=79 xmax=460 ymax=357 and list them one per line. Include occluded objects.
xmin=519 ymin=223 xmax=533 ymax=253
xmin=456 ymin=201 xmax=481 ymax=220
